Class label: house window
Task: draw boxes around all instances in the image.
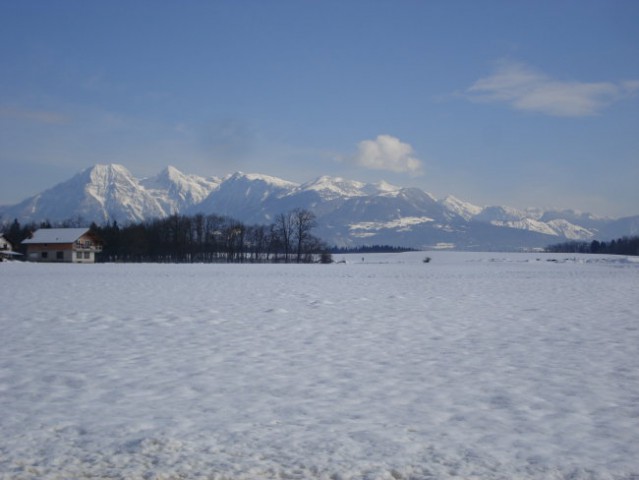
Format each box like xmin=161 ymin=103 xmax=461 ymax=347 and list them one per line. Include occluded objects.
xmin=84 ymin=252 xmax=91 ymax=259
xmin=41 ymin=252 xmax=48 ymax=259
xmin=56 ymin=251 xmax=64 ymax=260
xmin=76 ymin=252 xmax=82 ymax=259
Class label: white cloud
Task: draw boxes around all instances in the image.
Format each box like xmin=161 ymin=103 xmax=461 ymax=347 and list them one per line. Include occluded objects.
xmin=354 ymin=135 xmax=422 ymax=174
xmin=621 ymin=80 xmax=639 ymax=94
xmin=466 ymin=61 xmax=638 ymax=116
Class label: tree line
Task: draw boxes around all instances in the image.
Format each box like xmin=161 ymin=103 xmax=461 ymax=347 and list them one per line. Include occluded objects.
xmin=546 ymin=236 xmax=639 ymax=256
xmin=330 ymin=245 xmax=417 ymax=254
xmin=1 ymin=209 xmax=333 ymax=264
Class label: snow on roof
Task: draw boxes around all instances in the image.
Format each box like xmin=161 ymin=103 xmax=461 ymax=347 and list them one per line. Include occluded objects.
xmin=22 ymin=228 xmax=91 ymax=244
xmin=0 ymin=250 xmax=22 ymax=256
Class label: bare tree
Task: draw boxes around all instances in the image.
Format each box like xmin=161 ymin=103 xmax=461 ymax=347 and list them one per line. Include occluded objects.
xmin=293 ymin=208 xmax=317 ymax=263
xmin=274 ymin=211 xmax=295 ymax=262
xmin=222 ymin=220 xmax=245 ymax=262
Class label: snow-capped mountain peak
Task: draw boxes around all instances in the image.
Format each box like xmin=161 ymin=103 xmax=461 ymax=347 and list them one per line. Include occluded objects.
xmin=9 ymin=164 xmax=167 ymax=224
xmin=300 ymin=176 xmax=372 ymax=200
xmin=188 ymin=171 xmax=299 ymax=223
xmin=225 ymin=172 xmax=299 ymax=190
xmin=161 ymin=165 xmax=183 ymax=180
xmin=86 ymin=163 xmax=133 ymax=182
xmin=441 ymin=195 xmax=483 ymax=221
xmin=373 ymin=180 xmax=401 ymax=194
xmin=84 ymin=164 xmax=141 ymax=202
xmin=141 ymin=165 xmax=220 ymax=214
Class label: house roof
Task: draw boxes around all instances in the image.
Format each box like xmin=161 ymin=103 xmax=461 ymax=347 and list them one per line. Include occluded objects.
xmin=22 ymin=228 xmax=91 ymax=244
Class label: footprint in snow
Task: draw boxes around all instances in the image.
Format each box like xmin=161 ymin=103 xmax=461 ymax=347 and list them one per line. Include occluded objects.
xmin=264 ymin=308 xmax=288 ymax=314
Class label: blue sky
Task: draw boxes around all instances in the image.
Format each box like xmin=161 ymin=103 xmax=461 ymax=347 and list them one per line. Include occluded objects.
xmin=1 ymin=0 xmax=638 ymax=217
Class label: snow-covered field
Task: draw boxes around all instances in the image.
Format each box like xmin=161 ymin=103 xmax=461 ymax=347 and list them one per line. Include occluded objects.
xmin=1 ymin=252 xmax=638 ymax=480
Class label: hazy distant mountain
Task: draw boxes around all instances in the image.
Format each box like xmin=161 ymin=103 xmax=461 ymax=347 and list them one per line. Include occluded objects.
xmin=1 ymin=163 xmax=637 ymax=251
xmin=597 ymin=215 xmax=639 ymax=240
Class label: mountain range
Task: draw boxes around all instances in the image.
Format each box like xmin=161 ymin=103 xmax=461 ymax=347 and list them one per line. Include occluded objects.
xmin=1 ymin=164 xmax=637 ymax=251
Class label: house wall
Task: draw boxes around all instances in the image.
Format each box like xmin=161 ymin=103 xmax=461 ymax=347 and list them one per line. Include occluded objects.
xmin=74 ymin=233 xmax=98 ymax=263
xmin=27 ymin=244 xmax=75 ymax=263
xmin=72 ymin=249 xmax=95 ymax=263
xmin=28 ymin=247 xmax=96 ymax=263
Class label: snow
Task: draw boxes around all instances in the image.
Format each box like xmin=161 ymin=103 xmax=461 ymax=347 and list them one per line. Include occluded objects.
xmin=298 ymin=177 xmax=401 ymax=201
xmin=21 ymin=228 xmax=89 ymax=244
xmin=476 ymin=205 xmax=529 ymax=223
xmin=300 ymin=176 xmax=371 ymax=199
xmin=441 ymin=195 xmax=483 ymax=221
xmin=490 ymin=218 xmax=559 ymax=236
xmin=83 ymin=164 xmax=165 ymax=222
xmin=373 ymin=180 xmax=401 ymax=194
xmin=141 ymin=166 xmax=221 ymax=214
xmin=349 ymin=216 xmax=435 ymax=232
xmin=227 ymin=172 xmax=299 ymax=190
xmin=488 ymin=218 xmax=597 ymax=240
xmin=547 ymin=218 xmax=596 ymax=240
xmin=1 ymin=252 xmax=638 ymax=479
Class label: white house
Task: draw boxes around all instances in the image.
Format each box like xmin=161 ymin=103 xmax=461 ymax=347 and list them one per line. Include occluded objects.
xmin=0 ymin=234 xmax=20 ymax=261
xmin=22 ymin=228 xmax=102 ymax=263
xmin=0 ymin=234 xmax=12 ymax=251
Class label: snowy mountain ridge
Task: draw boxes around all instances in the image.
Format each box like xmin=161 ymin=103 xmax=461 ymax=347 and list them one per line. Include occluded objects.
xmin=1 ymin=163 xmax=637 ymax=250
xmin=297 ymin=176 xmax=399 ymax=201
xmin=441 ymin=195 xmax=484 ymax=221
xmin=140 ymin=166 xmax=221 ymax=215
